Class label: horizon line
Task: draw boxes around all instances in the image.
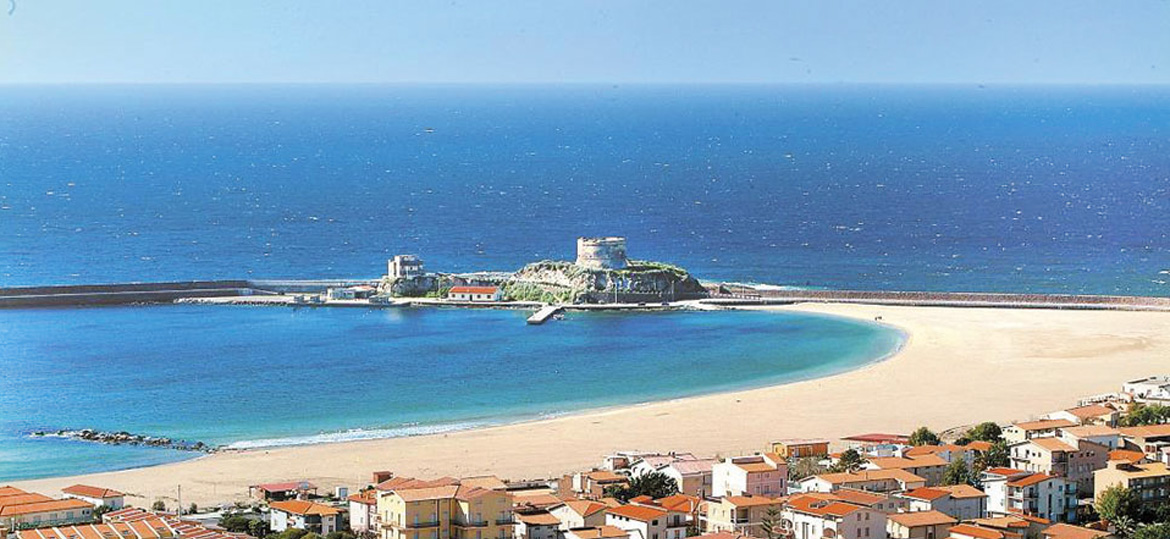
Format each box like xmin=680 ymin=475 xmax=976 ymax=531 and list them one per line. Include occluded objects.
xmin=2 ymin=81 xmax=1170 ymax=88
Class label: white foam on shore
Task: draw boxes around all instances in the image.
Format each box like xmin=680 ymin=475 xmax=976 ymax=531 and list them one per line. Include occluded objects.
xmin=222 ymin=411 xmax=570 ymax=450
xmin=720 ymin=282 xmax=818 ymax=291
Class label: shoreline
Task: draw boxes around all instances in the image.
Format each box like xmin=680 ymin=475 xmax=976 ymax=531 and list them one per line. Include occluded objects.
xmin=10 ymin=307 xmax=906 ymax=472
xmin=9 ymin=302 xmax=1170 ymax=508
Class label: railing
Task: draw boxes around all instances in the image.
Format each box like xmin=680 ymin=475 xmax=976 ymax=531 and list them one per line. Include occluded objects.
xmin=496 ymin=519 xmax=514 ymax=526
xmin=383 ymin=521 xmax=441 ymax=530
xmin=454 ymin=520 xmax=488 ymax=528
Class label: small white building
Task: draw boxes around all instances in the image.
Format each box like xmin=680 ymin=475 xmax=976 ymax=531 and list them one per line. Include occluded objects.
xmin=269 ymin=500 xmax=342 ymax=535
xmin=550 ymin=500 xmax=609 ymax=531
xmin=516 ymin=511 xmax=562 ymax=539
xmin=981 ymin=469 xmax=1076 ymax=523
xmin=61 ymin=484 xmax=125 ymax=510
xmin=895 ymin=485 xmax=987 ymax=520
xmin=711 ymin=453 xmax=787 ymax=498
xmin=347 ymin=490 xmax=377 ymax=534
xmin=448 ymin=285 xmax=503 ymax=302
xmin=388 ymin=255 xmax=425 ymax=280
xmin=1123 ymin=376 xmax=1170 ymax=402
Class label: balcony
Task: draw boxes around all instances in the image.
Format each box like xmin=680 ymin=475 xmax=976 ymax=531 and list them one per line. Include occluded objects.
xmin=383 ymin=521 xmax=442 ymax=530
xmin=496 ymin=519 xmax=514 ymax=526
xmin=453 ymin=520 xmax=488 ymax=528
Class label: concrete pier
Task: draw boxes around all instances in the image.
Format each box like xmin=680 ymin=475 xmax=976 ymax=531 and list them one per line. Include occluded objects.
xmin=527 ymin=305 xmax=564 ymax=325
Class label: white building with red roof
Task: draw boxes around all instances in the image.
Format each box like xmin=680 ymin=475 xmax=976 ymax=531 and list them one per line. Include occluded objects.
xmin=605 ymin=504 xmax=686 ymax=539
xmin=61 ymin=485 xmax=124 ymax=510
xmin=448 ymin=286 xmax=502 ymax=302
xmin=268 ymin=500 xmax=342 ymax=535
xmin=981 ymin=470 xmax=1076 ymax=523
xmin=781 ymin=494 xmax=886 ymax=539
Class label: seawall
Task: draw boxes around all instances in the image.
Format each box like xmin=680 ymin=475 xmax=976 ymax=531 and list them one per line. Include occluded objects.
xmin=705 ymin=285 xmax=1170 ymax=311
xmin=0 ymin=279 xmax=377 ymax=308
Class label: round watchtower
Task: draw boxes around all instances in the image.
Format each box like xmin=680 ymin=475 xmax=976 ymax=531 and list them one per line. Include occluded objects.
xmin=576 ymin=237 xmax=628 ymax=270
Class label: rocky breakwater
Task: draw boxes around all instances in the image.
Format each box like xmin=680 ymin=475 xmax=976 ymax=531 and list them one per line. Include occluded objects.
xmin=502 ymin=259 xmax=707 ymax=303
xmin=29 ymin=428 xmax=218 ymax=453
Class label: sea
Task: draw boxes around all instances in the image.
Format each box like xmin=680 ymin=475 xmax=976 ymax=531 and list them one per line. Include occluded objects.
xmin=0 ymin=84 xmax=1167 ymax=481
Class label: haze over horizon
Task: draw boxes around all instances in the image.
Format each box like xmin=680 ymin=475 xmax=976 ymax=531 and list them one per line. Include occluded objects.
xmin=1 ymin=0 xmax=1168 ymax=85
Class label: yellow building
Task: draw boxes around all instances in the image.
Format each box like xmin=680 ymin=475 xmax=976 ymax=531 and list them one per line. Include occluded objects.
xmin=378 ymin=478 xmax=513 ymax=539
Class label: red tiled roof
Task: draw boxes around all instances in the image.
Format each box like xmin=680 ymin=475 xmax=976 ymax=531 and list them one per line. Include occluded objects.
xmin=607 ymin=504 xmax=667 ymax=522
xmin=269 ymin=500 xmax=341 ymax=516
xmin=950 ymin=524 xmax=1006 ymax=539
xmin=449 ymin=286 xmax=499 ymax=294
xmin=62 ymin=485 xmax=123 ymax=499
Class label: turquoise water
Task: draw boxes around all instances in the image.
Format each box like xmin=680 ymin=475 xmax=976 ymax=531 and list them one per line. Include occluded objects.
xmin=0 ymin=305 xmax=902 ymax=481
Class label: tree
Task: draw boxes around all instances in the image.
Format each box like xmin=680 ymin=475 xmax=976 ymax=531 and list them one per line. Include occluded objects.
xmin=220 ymin=514 xmax=254 ymax=534
xmin=759 ymin=506 xmax=782 ymax=539
xmin=267 ymin=529 xmax=309 ymax=539
xmin=973 ymin=440 xmax=1009 ymax=477
xmin=828 ymin=449 xmax=867 ymax=473
xmin=941 ymin=459 xmax=971 ymax=486
xmin=189 ymin=503 xmax=198 ymax=515
xmin=326 ymin=532 xmax=356 ymax=539
xmin=1096 ymin=485 xmax=1142 ymax=531
xmin=248 ymin=519 xmax=271 ymax=538
xmin=966 ymin=422 xmax=1004 ymax=443
xmin=788 ymin=456 xmax=827 ymax=481
xmin=1132 ymin=523 xmax=1170 ymax=539
xmin=151 ymin=500 xmax=166 ymax=512
xmin=909 ymin=427 xmax=941 ymax=446
xmin=604 ymin=471 xmax=679 ymax=502
xmin=1122 ymin=404 xmax=1170 ymax=427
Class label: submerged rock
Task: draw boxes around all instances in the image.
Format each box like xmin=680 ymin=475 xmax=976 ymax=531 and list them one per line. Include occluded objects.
xmin=28 ymin=428 xmax=218 ymax=453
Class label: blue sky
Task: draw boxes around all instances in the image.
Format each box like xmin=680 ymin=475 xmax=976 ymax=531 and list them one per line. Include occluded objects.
xmin=1 ymin=1 xmax=1167 ymax=84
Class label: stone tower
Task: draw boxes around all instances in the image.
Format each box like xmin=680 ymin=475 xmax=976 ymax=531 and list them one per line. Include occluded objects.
xmin=576 ymin=237 xmax=628 ymax=269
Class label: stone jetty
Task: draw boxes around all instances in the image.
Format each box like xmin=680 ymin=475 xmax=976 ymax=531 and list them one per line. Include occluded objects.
xmin=29 ymin=428 xmax=218 ymax=453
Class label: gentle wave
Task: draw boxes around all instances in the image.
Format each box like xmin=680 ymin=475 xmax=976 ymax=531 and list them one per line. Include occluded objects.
xmin=223 ymin=411 xmax=571 ymax=450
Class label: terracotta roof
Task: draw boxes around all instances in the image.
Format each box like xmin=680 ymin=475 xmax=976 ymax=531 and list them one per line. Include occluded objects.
xmin=936 ymin=484 xmax=987 ymax=499
xmin=888 ymin=510 xmax=957 ymax=527
xmin=669 ymin=459 xmax=716 ymax=475
xmin=567 ymin=526 xmax=629 ymax=539
xmin=970 ymin=516 xmax=1031 ymax=530
xmin=460 ymin=475 xmax=508 ymax=491
xmin=449 ymin=286 xmax=499 ymax=295
xmin=1102 ymin=461 xmax=1170 ymax=478
xmin=1060 ymin=426 xmax=1120 ymax=438
xmin=517 ymin=512 xmax=562 ymax=526
xmin=586 ymin=470 xmax=628 ymax=483
xmin=1012 ymin=419 xmax=1076 ymax=431
xmin=723 ymin=496 xmax=783 ymax=508
xmin=1063 ymin=405 xmax=1116 ymax=419
xmin=983 ymin=468 xmax=1030 ymax=478
xmin=786 ymin=495 xmax=865 ymax=518
xmin=1108 ymin=449 xmax=1146 ymax=463
xmin=18 ymin=520 xmax=180 ymax=539
xmin=655 ymin=494 xmax=701 ymax=513
xmin=395 ymin=485 xmax=461 ymax=501
xmin=0 ymin=493 xmax=55 ymax=508
xmin=0 ymin=498 xmax=92 ymax=517
xmin=376 ymin=476 xmax=459 ymax=491
xmin=269 ymin=500 xmax=341 ymax=516
xmin=965 ymin=441 xmax=994 ymax=452
xmin=1041 ymin=523 xmax=1111 ymax=539
xmin=901 ymin=487 xmax=950 ymax=501
xmin=950 ymin=524 xmax=1006 ymax=539
xmin=562 ymin=500 xmax=609 ymax=517
xmin=1007 ymin=474 xmax=1055 ymax=488
xmin=62 ymin=485 xmax=123 ymax=499
xmin=607 ymin=504 xmax=667 ymax=522
xmin=1029 ymin=438 xmax=1078 ymax=452
xmin=1119 ymin=424 xmax=1170 ymax=439
xmin=869 ymin=454 xmax=948 ymax=469
xmin=830 ymin=489 xmax=888 ymax=506
xmin=629 ymin=495 xmax=653 ymax=504
xmin=348 ymin=489 xmax=376 ymax=505
xmin=0 ymin=486 xmax=26 ymax=497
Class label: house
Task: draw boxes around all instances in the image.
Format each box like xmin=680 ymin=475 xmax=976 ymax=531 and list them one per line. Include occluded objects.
xmin=781 ymin=494 xmax=887 ymax=539
xmin=377 ymin=478 xmax=514 ymax=539
xmin=711 ymin=454 xmax=787 ymax=498
xmin=349 ymin=489 xmax=379 ymax=534
xmin=560 ymin=471 xmax=630 ymax=500
xmin=249 ymin=481 xmax=317 ymax=502
xmin=326 ymin=285 xmax=377 ymax=300
xmin=643 ymin=495 xmax=702 ymax=526
xmin=830 ymin=489 xmax=907 ymax=514
xmin=0 ymin=487 xmax=94 ymax=531
xmin=562 ymin=526 xmax=631 ymax=539
xmin=605 ymin=504 xmax=686 ymax=539
xmin=1122 ymin=376 xmax=1170 ymax=403
xmin=1118 ymin=424 xmax=1170 ymax=458
xmin=1093 ymin=460 xmax=1170 ymax=508
xmin=448 ymin=286 xmax=502 ymax=302
xmin=865 ymin=455 xmax=949 ymax=486
xmin=702 ymin=495 xmax=783 ymax=537
xmin=629 ymin=454 xmax=715 ymax=497
xmin=886 ymin=510 xmax=957 ymax=539
xmin=60 ymin=485 xmax=124 ymax=510
xmin=1107 ymin=449 xmax=1146 ymax=465
xmin=965 ymin=515 xmax=1044 ymax=538
xmin=270 ymin=500 xmax=343 ymax=535
xmin=902 ymin=445 xmax=978 ymax=468
xmin=1057 ymin=426 xmax=1122 ymax=451
xmin=1003 ymin=420 xmax=1077 ymax=444
xmin=982 ymin=472 xmax=1076 ymax=523
xmin=1008 ymin=437 xmax=1110 ymax=495
xmin=896 ymin=485 xmax=986 ymax=520
xmin=770 ymin=439 xmax=831 ymax=459
xmin=1044 ymin=405 xmax=1119 ymax=427
xmin=1040 ymin=523 xmax=1112 ymax=539
xmin=947 ymin=523 xmax=1014 ymax=539
xmin=514 ymin=511 xmax=560 ymax=539
xmin=796 ymin=469 xmax=927 ymax=494
xmin=549 ymin=500 xmax=609 ymax=530
xmin=388 ymin=255 xmax=426 ymax=280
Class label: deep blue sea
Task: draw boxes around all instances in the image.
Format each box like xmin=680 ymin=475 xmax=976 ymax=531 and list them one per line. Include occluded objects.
xmin=0 ymin=84 xmax=1167 ymax=481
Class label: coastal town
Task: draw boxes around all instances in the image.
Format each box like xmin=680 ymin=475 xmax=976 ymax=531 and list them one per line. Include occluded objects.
xmin=8 ymin=376 xmax=1170 ymax=539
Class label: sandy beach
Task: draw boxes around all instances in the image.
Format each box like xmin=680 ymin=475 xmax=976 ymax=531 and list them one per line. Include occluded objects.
xmin=10 ymin=303 xmax=1170 ymax=507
